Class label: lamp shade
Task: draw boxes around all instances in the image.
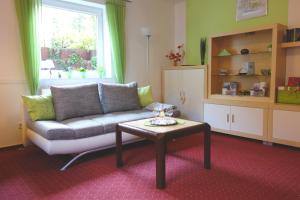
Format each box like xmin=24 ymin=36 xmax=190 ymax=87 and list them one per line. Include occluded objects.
xmin=141 ymin=27 xmax=151 ymax=37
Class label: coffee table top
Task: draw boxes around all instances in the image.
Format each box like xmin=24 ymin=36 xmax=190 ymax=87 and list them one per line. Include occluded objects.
xmin=120 ymin=118 xmax=203 ymax=134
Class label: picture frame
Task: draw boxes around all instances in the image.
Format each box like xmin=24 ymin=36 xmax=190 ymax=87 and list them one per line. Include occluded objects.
xmin=236 ymin=0 xmax=268 ymax=21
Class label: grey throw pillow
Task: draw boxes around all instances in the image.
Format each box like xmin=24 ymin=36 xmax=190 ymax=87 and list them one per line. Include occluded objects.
xmin=99 ymin=82 xmax=141 ymax=113
xmin=51 ymin=83 xmax=103 ymax=121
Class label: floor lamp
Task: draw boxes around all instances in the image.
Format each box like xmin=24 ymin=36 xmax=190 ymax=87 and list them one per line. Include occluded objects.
xmin=141 ymin=27 xmax=151 ymax=84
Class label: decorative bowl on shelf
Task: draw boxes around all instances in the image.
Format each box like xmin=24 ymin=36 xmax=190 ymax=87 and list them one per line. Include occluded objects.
xmin=240 ymin=48 xmax=250 ymax=55
xmin=218 ymin=49 xmax=231 ymax=57
xmin=261 ymin=69 xmax=271 ymax=76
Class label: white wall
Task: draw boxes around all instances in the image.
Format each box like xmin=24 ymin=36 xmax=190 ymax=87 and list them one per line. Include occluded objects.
xmin=0 ymin=0 xmax=28 ymax=148
xmin=174 ymin=0 xmax=186 ymax=48
xmin=286 ymin=0 xmax=300 ymax=81
xmin=125 ymin=0 xmax=174 ymax=101
xmin=0 ymin=0 xmax=175 ymax=148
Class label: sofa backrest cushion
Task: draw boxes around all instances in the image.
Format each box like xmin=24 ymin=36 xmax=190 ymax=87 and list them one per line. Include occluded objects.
xmin=99 ymin=82 xmax=140 ymax=113
xmin=51 ymin=83 xmax=103 ymax=121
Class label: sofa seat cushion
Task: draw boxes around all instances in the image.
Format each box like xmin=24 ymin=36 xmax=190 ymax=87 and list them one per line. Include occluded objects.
xmin=28 ymin=121 xmax=76 ymax=140
xmin=28 ymin=110 xmax=154 ymax=140
xmin=29 ymin=118 xmax=105 ymax=140
xmin=62 ymin=118 xmax=105 ymax=139
xmin=87 ymin=110 xmax=155 ymax=133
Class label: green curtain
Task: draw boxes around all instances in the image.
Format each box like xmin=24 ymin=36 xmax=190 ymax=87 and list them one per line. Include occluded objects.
xmin=106 ymin=0 xmax=125 ymax=83
xmin=15 ymin=0 xmax=41 ymax=95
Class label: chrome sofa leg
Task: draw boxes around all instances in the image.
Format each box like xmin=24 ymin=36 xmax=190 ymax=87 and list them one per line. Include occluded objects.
xmin=60 ymin=148 xmax=104 ymax=171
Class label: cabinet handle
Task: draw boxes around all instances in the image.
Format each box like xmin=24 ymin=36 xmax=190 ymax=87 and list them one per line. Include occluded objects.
xmin=232 ymin=114 xmax=235 ymax=123
xmin=182 ymin=91 xmax=186 ymax=104
xmin=179 ymin=91 xmax=183 ymax=104
xmin=227 ymin=114 xmax=229 ymax=123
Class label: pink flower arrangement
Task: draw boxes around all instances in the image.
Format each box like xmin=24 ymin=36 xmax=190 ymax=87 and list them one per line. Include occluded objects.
xmin=165 ymin=44 xmax=185 ymax=66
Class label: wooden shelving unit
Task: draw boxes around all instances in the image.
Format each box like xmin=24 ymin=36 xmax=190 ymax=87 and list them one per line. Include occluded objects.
xmin=204 ymin=24 xmax=300 ymax=148
xmin=208 ymin=24 xmax=286 ymax=103
xmin=281 ymin=41 xmax=300 ymax=48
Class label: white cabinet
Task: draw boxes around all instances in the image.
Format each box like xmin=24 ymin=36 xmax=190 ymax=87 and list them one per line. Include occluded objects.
xmin=231 ymin=106 xmax=264 ymax=136
xmin=204 ymin=104 xmax=230 ymax=130
xmin=204 ymin=103 xmax=264 ymax=137
xmin=164 ymin=68 xmax=205 ymax=121
xmin=272 ymin=110 xmax=300 ymax=142
xmin=164 ymin=70 xmax=181 ymax=107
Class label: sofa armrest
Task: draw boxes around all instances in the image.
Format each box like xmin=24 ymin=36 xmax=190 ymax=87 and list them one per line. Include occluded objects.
xmin=21 ymin=100 xmax=32 ymax=146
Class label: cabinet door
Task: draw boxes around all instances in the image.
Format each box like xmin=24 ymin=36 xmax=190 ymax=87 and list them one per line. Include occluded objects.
xmin=230 ymin=106 xmax=264 ymax=136
xmin=273 ymin=110 xmax=300 ymax=142
xmin=204 ymin=104 xmax=230 ymax=130
xmin=181 ymin=69 xmax=205 ymax=121
xmin=164 ymin=70 xmax=182 ymax=108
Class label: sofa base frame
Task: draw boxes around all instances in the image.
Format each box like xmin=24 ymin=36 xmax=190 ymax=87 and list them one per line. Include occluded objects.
xmin=60 ymin=147 xmax=105 ymax=171
xmin=26 ymin=129 xmax=143 ymax=170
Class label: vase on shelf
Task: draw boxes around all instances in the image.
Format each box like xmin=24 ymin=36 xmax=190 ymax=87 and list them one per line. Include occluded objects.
xmin=173 ymin=61 xmax=179 ymax=66
xmin=166 ymin=44 xmax=185 ymax=67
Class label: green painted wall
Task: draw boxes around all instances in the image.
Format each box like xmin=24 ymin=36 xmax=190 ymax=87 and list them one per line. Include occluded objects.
xmin=186 ymin=0 xmax=288 ymax=64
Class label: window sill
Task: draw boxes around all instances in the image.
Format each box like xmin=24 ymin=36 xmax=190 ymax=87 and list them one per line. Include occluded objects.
xmin=39 ymin=77 xmax=115 ymax=93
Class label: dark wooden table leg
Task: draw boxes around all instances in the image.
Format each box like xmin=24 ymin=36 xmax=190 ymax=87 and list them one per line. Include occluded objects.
xmin=156 ymin=137 xmax=166 ymax=189
xmin=116 ymin=125 xmax=123 ymax=168
xmin=203 ymin=123 xmax=211 ymax=169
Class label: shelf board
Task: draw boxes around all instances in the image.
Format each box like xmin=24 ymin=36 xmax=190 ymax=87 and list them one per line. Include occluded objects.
xmin=204 ymin=98 xmax=270 ymax=108
xmin=270 ymin=103 xmax=300 ymax=112
xmin=209 ymin=94 xmax=271 ymax=103
xmin=213 ymin=74 xmax=271 ymax=77
xmin=281 ymin=41 xmax=300 ymax=48
xmin=214 ymin=51 xmax=271 ymax=57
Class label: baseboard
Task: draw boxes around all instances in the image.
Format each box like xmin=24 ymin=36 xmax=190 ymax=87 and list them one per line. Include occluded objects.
xmin=0 ymin=144 xmax=24 ymax=151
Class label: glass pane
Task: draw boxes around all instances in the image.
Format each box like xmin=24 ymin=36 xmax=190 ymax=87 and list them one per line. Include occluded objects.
xmin=40 ymin=5 xmax=105 ymax=79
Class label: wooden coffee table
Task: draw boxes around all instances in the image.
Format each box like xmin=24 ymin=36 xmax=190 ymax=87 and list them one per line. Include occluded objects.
xmin=116 ymin=118 xmax=211 ymax=189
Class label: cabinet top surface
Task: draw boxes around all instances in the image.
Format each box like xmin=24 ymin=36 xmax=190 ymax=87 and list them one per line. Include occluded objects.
xmin=163 ymin=65 xmax=207 ymax=70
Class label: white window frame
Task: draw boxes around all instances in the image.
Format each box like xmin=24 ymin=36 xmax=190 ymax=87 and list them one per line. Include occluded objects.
xmin=40 ymin=0 xmax=113 ymax=87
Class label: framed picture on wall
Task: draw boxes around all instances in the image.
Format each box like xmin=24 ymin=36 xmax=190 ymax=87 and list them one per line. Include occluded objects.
xmin=236 ymin=0 xmax=268 ymax=21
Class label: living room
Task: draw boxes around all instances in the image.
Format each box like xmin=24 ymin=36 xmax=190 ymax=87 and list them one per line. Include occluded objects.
xmin=0 ymin=0 xmax=299 ymax=199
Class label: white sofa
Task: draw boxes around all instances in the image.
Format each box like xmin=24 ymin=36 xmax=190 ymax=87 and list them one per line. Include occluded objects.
xmin=22 ymin=82 xmax=155 ymax=170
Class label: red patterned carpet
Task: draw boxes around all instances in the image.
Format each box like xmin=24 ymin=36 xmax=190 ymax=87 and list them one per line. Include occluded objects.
xmin=0 ymin=133 xmax=299 ymax=200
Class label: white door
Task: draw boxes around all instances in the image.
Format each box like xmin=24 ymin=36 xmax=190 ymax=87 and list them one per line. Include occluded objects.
xmin=230 ymin=106 xmax=264 ymax=136
xmin=164 ymin=70 xmax=182 ymax=109
xmin=273 ymin=110 xmax=300 ymax=142
xmin=181 ymin=69 xmax=205 ymax=121
xmin=204 ymin=104 xmax=230 ymax=130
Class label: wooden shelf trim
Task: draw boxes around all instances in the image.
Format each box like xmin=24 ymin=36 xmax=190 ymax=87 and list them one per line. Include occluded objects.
xmin=213 ymin=51 xmax=271 ymax=57
xmin=281 ymin=41 xmax=300 ymax=48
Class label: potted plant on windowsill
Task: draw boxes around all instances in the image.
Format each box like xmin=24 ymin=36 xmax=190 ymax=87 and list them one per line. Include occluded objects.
xmin=67 ymin=67 xmax=73 ymax=79
xmin=79 ymin=67 xmax=87 ymax=79
xmin=97 ymin=66 xmax=106 ymax=79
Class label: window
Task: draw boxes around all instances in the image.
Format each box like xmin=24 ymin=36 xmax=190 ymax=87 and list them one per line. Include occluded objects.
xmin=40 ymin=0 xmax=112 ymax=80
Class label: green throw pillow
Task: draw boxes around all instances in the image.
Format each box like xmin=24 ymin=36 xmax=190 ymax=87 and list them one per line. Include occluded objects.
xmin=138 ymin=86 xmax=154 ymax=107
xmin=22 ymin=95 xmax=56 ymax=121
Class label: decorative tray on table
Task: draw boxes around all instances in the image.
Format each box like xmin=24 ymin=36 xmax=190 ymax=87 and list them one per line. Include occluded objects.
xmin=147 ymin=117 xmax=178 ymax=126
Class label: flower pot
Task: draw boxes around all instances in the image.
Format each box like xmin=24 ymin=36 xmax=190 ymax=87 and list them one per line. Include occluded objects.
xmin=67 ymin=71 xmax=73 ymax=79
xmin=80 ymin=71 xmax=86 ymax=79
